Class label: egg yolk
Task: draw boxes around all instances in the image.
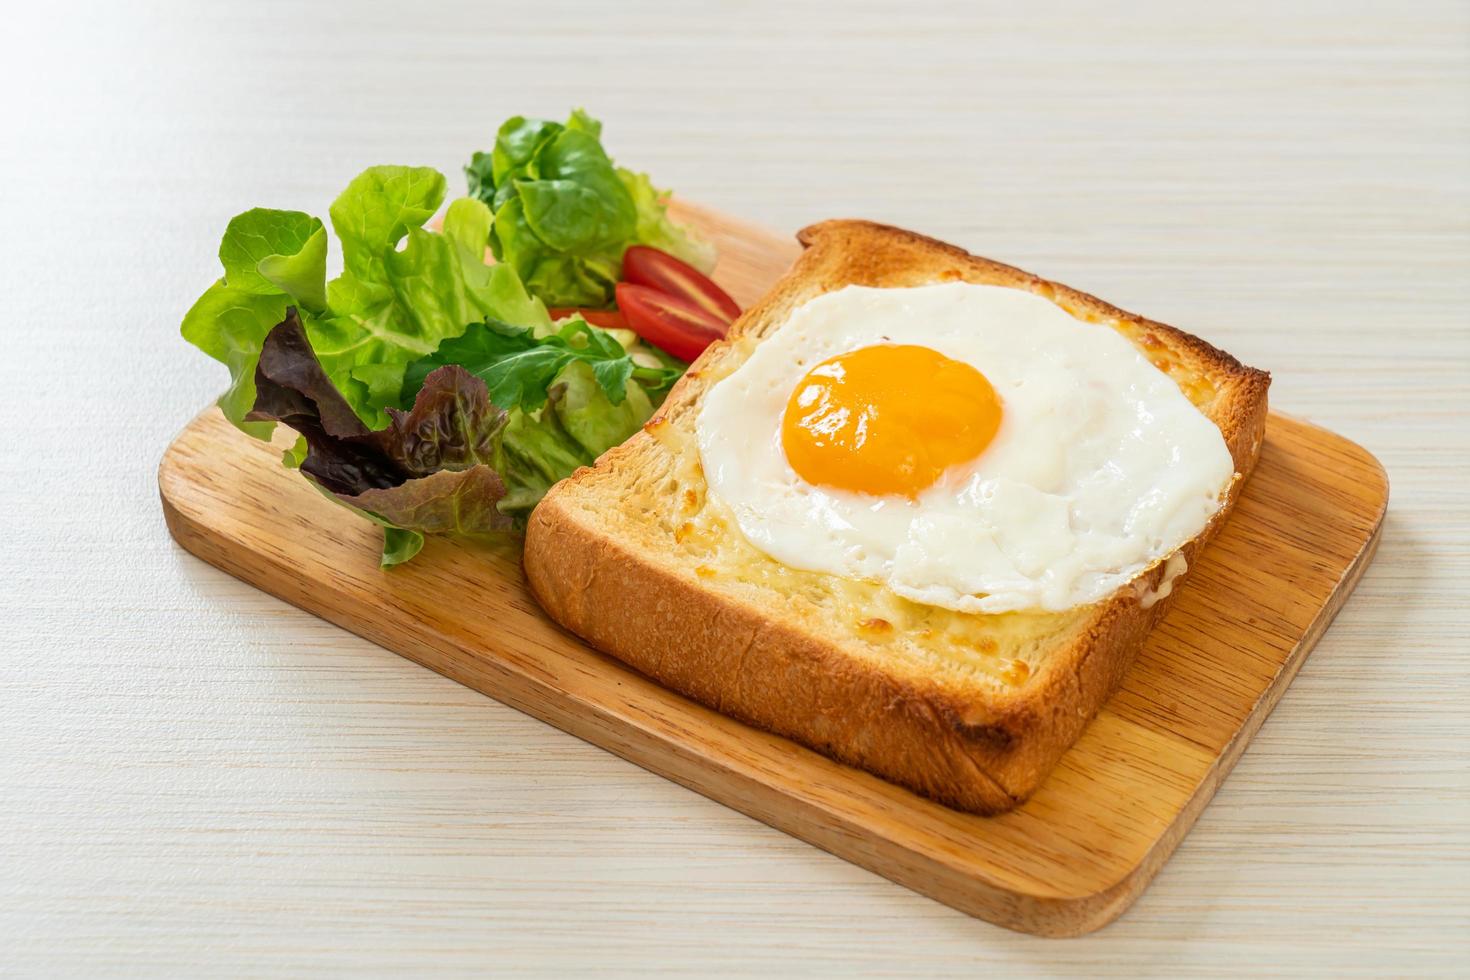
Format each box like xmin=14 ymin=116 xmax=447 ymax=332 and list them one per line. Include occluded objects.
xmin=781 ymin=344 xmax=1003 ymax=498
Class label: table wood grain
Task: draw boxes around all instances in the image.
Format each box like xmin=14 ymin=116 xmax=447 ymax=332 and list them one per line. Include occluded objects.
xmin=2 ymin=0 xmax=1467 ymax=974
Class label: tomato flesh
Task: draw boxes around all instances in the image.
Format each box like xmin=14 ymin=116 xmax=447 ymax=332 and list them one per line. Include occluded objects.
xmin=615 ymin=283 xmax=728 ymax=362
xmin=622 ymin=246 xmax=741 ymax=324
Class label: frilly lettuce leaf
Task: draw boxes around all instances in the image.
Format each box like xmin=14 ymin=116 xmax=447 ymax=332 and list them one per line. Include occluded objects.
xmin=496 ymin=398 xmax=588 ymax=522
xmin=180 ymin=208 xmax=329 ymax=437
xmin=617 ymin=167 xmax=717 ymax=275
xmin=329 ymin=166 xmax=444 ymax=284
xmin=182 ymin=166 xmax=554 ymax=435
xmin=314 ymin=166 xmax=547 ymax=423
xmin=217 ymin=208 xmax=329 ymax=311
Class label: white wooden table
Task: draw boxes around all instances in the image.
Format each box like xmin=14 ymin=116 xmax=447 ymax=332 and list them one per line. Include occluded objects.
xmin=3 ymin=0 xmax=1467 ymax=974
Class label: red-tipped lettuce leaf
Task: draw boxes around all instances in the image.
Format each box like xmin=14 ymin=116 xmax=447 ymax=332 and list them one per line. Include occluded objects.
xmin=345 ymin=468 xmax=509 ymax=536
xmin=245 ymin=311 xmax=515 ymax=563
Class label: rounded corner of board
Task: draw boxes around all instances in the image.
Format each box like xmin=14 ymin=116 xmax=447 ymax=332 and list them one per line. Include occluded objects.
xmin=982 ymin=877 xmax=1144 ymax=938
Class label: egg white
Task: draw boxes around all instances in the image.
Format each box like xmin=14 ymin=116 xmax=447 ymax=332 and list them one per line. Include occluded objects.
xmin=694 ymin=282 xmax=1236 ymax=613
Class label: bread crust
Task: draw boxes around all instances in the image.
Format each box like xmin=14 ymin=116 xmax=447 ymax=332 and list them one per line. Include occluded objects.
xmin=525 ymin=220 xmax=1270 ymax=815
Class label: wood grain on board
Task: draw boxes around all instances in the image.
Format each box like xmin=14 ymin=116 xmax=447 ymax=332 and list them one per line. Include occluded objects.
xmin=157 ymin=203 xmax=1388 ymax=936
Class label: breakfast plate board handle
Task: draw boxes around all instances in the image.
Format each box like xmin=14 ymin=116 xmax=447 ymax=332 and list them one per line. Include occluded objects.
xmin=158 ymin=201 xmax=1388 ymax=937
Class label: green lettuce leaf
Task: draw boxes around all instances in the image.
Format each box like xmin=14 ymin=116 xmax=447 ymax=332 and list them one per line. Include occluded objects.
xmin=180 ymin=208 xmax=328 ymax=436
xmin=627 ymin=343 xmax=687 ymax=406
xmin=282 ymin=435 xmax=309 ymax=470
xmin=552 ymin=360 xmax=652 ymax=458
xmin=492 ymin=360 xmax=650 ymax=524
xmin=493 ymin=195 xmax=621 ymax=309
xmin=617 ymin=168 xmax=717 ymax=274
xmin=403 ymin=317 xmax=640 ymax=413
xmin=217 ymin=208 xmax=329 ymax=310
xmin=496 ymin=401 xmax=588 ymax=522
xmin=465 ymin=109 xmax=713 ymax=307
xmin=380 ymin=526 xmax=425 ymax=567
xmin=442 ymin=196 xmax=554 ymax=333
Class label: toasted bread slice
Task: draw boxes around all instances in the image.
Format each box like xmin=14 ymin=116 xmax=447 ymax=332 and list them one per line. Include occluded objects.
xmin=524 ymin=220 xmax=1269 ymax=815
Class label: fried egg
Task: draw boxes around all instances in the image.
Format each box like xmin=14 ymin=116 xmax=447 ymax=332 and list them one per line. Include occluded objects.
xmin=694 ymin=282 xmax=1236 ymax=613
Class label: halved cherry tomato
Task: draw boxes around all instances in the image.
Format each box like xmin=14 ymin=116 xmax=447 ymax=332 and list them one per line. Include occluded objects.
xmin=547 ymin=307 xmax=630 ymax=330
xmin=622 ymin=246 xmax=741 ymax=324
xmin=615 ymin=283 xmax=728 ymax=362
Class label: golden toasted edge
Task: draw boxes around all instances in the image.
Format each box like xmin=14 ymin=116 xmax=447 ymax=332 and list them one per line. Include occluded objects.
xmin=526 ymin=219 xmax=1270 ymax=814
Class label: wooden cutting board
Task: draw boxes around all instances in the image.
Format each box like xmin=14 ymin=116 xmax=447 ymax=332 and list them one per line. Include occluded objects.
xmin=158 ymin=202 xmax=1388 ymax=936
